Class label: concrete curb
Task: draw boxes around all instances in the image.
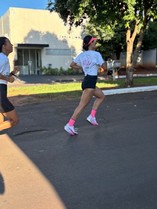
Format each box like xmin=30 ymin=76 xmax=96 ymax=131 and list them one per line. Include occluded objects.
xmin=118 ymin=74 xmax=157 ymax=79
xmin=103 ymin=85 xmax=157 ymax=95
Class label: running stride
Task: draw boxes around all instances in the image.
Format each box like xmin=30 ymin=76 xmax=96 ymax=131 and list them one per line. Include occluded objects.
xmin=64 ymin=35 xmax=106 ymax=135
xmin=0 ymin=37 xmax=19 ymax=132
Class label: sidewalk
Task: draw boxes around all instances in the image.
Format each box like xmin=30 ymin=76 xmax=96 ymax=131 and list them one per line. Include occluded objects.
xmin=104 ymin=85 xmax=157 ymax=95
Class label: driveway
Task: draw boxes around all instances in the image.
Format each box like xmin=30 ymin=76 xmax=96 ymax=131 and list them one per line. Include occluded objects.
xmin=1 ymin=91 xmax=157 ymax=209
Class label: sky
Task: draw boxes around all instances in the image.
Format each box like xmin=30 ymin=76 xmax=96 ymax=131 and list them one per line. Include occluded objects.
xmin=0 ymin=0 xmax=50 ymax=16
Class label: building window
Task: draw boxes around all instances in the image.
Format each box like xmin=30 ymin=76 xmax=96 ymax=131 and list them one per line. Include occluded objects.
xmin=46 ymin=49 xmax=72 ymax=56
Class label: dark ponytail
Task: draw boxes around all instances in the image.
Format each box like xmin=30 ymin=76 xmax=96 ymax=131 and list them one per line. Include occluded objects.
xmin=83 ymin=35 xmax=92 ymax=51
xmin=0 ymin=37 xmax=7 ymax=52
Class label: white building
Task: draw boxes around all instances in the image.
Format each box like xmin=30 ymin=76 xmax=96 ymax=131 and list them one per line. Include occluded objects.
xmin=0 ymin=7 xmax=83 ymax=75
xmin=120 ymin=49 xmax=157 ymax=67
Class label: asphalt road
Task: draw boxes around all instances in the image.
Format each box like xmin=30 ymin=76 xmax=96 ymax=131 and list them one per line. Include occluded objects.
xmin=1 ymin=91 xmax=157 ymax=209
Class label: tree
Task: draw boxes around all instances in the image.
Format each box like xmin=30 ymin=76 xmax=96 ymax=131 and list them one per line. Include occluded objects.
xmin=47 ymin=0 xmax=157 ymax=86
xmin=142 ymin=20 xmax=157 ymax=50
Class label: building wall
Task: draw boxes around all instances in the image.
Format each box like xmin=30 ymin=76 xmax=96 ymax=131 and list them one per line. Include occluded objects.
xmin=0 ymin=10 xmax=15 ymax=68
xmin=143 ymin=49 xmax=157 ymax=66
xmin=120 ymin=49 xmax=157 ymax=67
xmin=0 ymin=10 xmax=10 ymax=37
xmin=0 ymin=7 xmax=83 ymax=72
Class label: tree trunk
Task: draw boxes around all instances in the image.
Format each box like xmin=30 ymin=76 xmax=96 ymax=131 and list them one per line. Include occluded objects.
xmin=126 ymin=41 xmax=134 ymax=87
xmin=125 ymin=29 xmax=134 ymax=87
xmin=133 ymin=18 xmax=149 ymax=66
xmin=125 ymin=20 xmax=139 ymax=87
xmin=133 ymin=28 xmax=144 ymax=66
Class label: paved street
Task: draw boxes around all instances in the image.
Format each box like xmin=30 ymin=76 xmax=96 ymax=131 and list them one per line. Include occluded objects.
xmin=1 ymin=91 xmax=157 ymax=209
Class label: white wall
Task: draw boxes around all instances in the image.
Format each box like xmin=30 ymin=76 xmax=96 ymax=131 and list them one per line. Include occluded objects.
xmin=1 ymin=7 xmax=83 ymax=70
xmin=142 ymin=49 xmax=156 ymax=66
xmin=120 ymin=49 xmax=157 ymax=67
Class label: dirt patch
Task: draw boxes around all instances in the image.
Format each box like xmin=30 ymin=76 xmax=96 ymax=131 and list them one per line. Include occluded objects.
xmin=9 ymin=94 xmax=79 ymax=106
xmin=9 ymin=95 xmax=52 ymax=106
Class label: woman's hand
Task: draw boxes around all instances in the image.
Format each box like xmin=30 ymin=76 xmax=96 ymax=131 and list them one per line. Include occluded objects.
xmin=0 ymin=73 xmax=15 ymax=82
xmin=8 ymin=75 xmax=15 ymax=83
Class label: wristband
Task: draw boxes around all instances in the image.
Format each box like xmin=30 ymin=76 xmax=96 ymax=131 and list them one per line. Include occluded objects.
xmin=10 ymin=72 xmax=17 ymax=77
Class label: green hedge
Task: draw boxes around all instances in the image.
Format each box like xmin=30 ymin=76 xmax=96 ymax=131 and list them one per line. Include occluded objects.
xmin=41 ymin=67 xmax=82 ymax=75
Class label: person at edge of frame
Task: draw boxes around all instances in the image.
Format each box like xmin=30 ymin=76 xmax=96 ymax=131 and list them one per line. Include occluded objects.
xmin=0 ymin=36 xmax=19 ymax=132
xmin=64 ymin=35 xmax=107 ymax=136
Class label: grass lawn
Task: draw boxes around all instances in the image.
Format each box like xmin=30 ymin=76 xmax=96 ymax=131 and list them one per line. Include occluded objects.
xmin=8 ymin=77 xmax=157 ymax=98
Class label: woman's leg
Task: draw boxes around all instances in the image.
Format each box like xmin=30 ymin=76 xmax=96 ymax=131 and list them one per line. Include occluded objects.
xmin=71 ymin=88 xmax=95 ymax=121
xmin=0 ymin=113 xmax=4 ymax=124
xmin=64 ymin=89 xmax=95 ymax=135
xmin=87 ymin=87 xmax=105 ymax=125
xmin=0 ymin=109 xmax=19 ymax=131
xmin=92 ymin=87 xmax=105 ymax=111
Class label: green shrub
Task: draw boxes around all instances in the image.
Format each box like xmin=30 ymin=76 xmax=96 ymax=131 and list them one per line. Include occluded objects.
xmin=41 ymin=67 xmax=83 ymax=75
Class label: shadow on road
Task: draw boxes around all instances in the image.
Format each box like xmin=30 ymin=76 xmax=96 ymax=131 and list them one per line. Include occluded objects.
xmin=0 ymin=173 xmax=4 ymax=194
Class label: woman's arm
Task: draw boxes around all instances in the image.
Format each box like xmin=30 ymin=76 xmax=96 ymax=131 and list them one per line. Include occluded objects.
xmin=0 ymin=73 xmax=15 ymax=83
xmin=98 ymin=62 xmax=107 ymax=73
xmin=70 ymin=61 xmax=82 ymax=70
xmin=10 ymin=66 xmax=20 ymax=77
xmin=101 ymin=63 xmax=107 ymax=71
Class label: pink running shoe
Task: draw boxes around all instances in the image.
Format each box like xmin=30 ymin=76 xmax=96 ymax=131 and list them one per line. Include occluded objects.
xmin=64 ymin=123 xmax=78 ymax=135
xmin=87 ymin=115 xmax=98 ymax=126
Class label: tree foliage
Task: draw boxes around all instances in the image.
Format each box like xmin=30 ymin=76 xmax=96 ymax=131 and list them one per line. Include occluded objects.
xmin=47 ymin=0 xmax=157 ymax=86
xmin=142 ymin=20 xmax=157 ymax=50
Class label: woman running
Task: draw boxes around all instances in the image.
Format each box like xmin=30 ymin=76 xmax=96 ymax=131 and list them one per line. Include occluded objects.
xmin=64 ymin=35 xmax=106 ymax=135
xmin=0 ymin=36 xmax=19 ymax=131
